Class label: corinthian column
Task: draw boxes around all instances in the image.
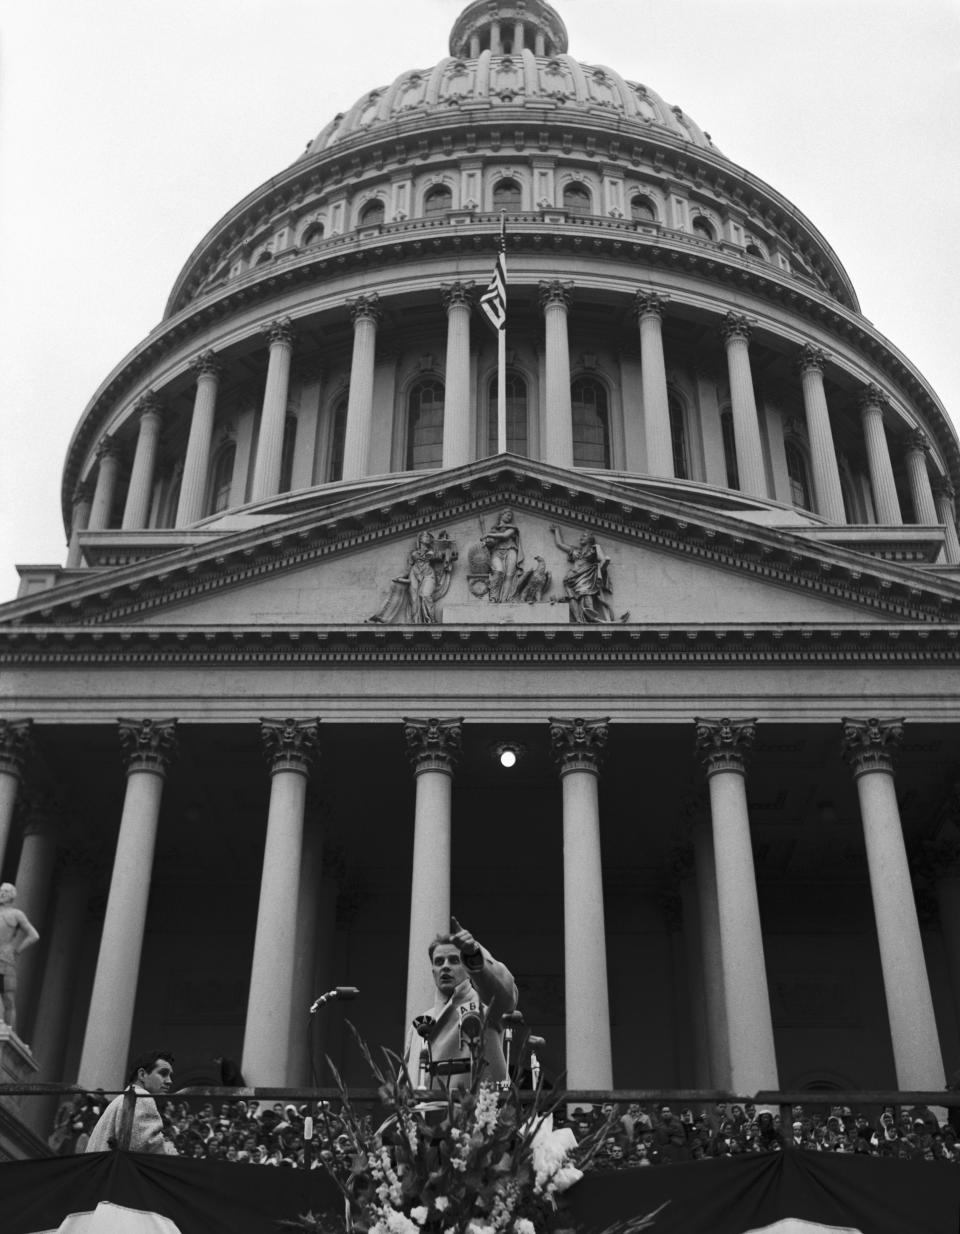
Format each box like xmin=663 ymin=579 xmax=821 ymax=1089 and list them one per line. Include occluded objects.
xmin=720 ymin=315 xmax=767 ymax=498
xmin=78 ymin=719 xmax=178 ymax=1090
xmin=342 ymin=296 xmax=382 ymax=482
xmin=441 ymin=283 xmax=473 ymax=469
xmin=797 ymin=346 xmax=845 ymax=523
xmin=860 ymin=386 xmax=902 ymax=524
xmin=402 ymin=717 xmax=462 ymax=1034
xmin=250 ymin=319 xmax=295 ymax=503
xmin=121 ymin=393 xmax=163 ymax=529
xmin=67 ymin=480 xmax=95 ymax=568
xmin=12 ymin=792 xmax=61 ymax=1035
xmin=0 ymin=720 xmax=31 ymax=875
xmin=549 ymin=717 xmax=613 ymax=1088
xmin=635 ymin=292 xmax=672 ymax=477
xmin=87 ymin=437 xmax=122 ymax=531
xmin=933 ymin=478 xmax=960 ymax=564
xmin=241 ymin=718 xmax=320 ymax=1085
xmin=540 ymin=281 xmax=574 ymax=469
xmin=903 ymin=430 xmax=938 ymax=525
xmin=841 ymin=718 xmax=945 ymax=1090
xmin=694 ymin=718 xmax=779 ymax=1093
xmin=176 ymin=351 xmax=222 ymax=526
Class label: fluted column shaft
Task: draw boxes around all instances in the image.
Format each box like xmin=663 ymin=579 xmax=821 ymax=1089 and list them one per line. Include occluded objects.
xmin=550 ymin=718 xmax=613 ymax=1088
xmin=78 ymin=719 xmax=177 ymax=1089
xmin=251 ymin=320 xmax=295 ymax=503
xmin=540 ymin=282 xmax=574 ymax=468
xmin=721 ymin=316 xmax=766 ymax=498
xmin=241 ymin=718 xmax=320 ymax=1086
xmin=797 ymin=347 xmax=846 ymax=523
xmin=403 ymin=718 xmax=462 ymax=1034
xmin=67 ymin=482 xmax=94 ymax=568
xmin=860 ymin=389 xmax=902 ymax=524
xmin=691 ymin=813 xmax=731 ymax=1088
xmin=933 ymin=480 xmax=960 ymax=564
xmin=122 ymin=394 xmax=163 ymax=529
xmin=286 ymin=817 xmax=325 ymax=1086
xmin=904 ymin=431 xmax=938 ymax=525
xmin=842 ymin=718 xmax=945 ymax=1089
xmin=342 ymin=297 xmax=381 ymax=482
xmin=176 ymin=353 xmax=222 ymax=525
xmin=0 ymin=720 xmax=31 ymax=876
xmin=442 ymin=284 xmax=473 ymax=469
xmin=695 ymin=719 xmax=778 ymax=1092
xmin=87 ymin=439 xmax=121 ymax=531
xmin=636 ymin=293 xmax=673 ymax=477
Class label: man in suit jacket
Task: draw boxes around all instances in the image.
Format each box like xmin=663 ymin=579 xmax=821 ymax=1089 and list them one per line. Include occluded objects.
xmin=406 ymin=917 xmax=517 ymax=1090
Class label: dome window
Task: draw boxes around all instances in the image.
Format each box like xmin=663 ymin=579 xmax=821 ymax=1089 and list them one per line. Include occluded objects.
xmin=745 ymin=243 xmax=764 ymax=259
xmin=492 ymin=179 xmax=522 ymax=212
xmin=208 ymin=443 xmax=236 ymax=515
xmin=424 ymin=185 xmax=452 ymax=217
xmin=487 ymin=371 xmax=528 ymax=456
xmin=303 ymin=222 xmax=325 ymax=245
xmin=721 ymin=409 xmax=739 ymax=490
xmin=359 ymin=199 xmax=385 ymax=227
xmin=785 ymin=440 xmax=812 ymax=510
xmin=630 ymin=194 xmax=657 ymax=222
xmin=571 ymin=377 xmax=610 ymax=469
xmin=406 ymin=379 xmax=445 ymax=471
xmin=563 ymin=182 xmax=592 ymax=216
xmin=256 ymin=249 xmax=273 ymax=265
xmin=668 ymin=392 xmax=689 ymax=480
xmin=327 ymin=397 xmax=348 ymax=483
xmin=691 ymin=215 xmax=716 ymax=241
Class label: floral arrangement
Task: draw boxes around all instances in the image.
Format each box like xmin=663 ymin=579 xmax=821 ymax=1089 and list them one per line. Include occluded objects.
xmin=280 ymin=1027 xmax=666 ymax=1234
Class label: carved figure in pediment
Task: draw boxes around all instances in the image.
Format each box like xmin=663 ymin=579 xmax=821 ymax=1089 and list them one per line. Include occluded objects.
xmin=367 ymin=529 xmax=457 ymax=624
xmin=516 ymin=556 xmax=551 ymax=603
xmin=550 ymin=525 xmax=629 ymax=623
xmin=480 ymin=508 xmax=524 ymax=602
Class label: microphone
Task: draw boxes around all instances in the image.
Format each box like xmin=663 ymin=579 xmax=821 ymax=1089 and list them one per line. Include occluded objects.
xmin=309 ymin=986 xmax=360 ymax=1014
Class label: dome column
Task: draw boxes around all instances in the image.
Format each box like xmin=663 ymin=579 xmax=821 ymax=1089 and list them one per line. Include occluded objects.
xmin=121 ymin=393 xmax=163 ymax=530
xmin=841 ymin=718 xmax=945 ymax=1089
xmin=635 ymin=291 xmax=672 ymax=477
xmin=87 ymin=437 xmax=121 ymax=531
xmin=797 ymin=346 xmax=846 ymax=523
xmin=241 ymin=718 xmax=320 ymax=1086
xmin=903 ymin=430 xmax=938 ymax=524
xmin=176 ymin=351 xmax=222 ymax=526
xmin=0 ymin=720 xmax=31 ymax=877
xmin=342 ymin=296 xmax=382 ymax=482
xmin=540 ymin=281 xmax=574 ymax=469
xmin=402 ymin=718 xmax=461 ymax=1036
xmin=720 ymin=315 xmax=767 ymax=498
xmin=860 ymin=386 xmax=902 ymax=524
xmin=77 ymin=719 xmax=177 ymax=1090
xmin=933 ymin=479 xmax=960 ymax=564
xmin=549 ymin=717 xmax=613 ymax=1088
xmin=251 ymin=319 xmax=295 ymax=503
xmin=694 ymin=718 xmax=779 ymax=1093
xmin=442 ymin=283 xmax=473 ymax=469
xmin=66 ymin=480 xmax=95 ymax=568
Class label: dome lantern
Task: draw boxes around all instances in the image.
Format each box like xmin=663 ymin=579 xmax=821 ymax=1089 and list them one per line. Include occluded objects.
xmin=449 ymin=0 xmax=568 ymax=58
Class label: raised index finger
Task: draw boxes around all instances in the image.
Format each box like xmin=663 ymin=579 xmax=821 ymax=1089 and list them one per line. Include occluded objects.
xmin=450 ymin=915 xmax=463 ymax=935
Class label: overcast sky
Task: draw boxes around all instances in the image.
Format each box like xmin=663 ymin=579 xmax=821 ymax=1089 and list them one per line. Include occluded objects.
xmin=1 ymin=0 xmax=958 ymax=596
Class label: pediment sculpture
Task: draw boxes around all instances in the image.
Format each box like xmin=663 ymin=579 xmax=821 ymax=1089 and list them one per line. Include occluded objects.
xmin=367 ymin=529 xmax=457 ymax=624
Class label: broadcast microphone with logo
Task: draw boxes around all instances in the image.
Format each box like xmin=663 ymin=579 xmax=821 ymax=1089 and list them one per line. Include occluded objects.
xmin=309 ymin=986 xmax=360 ymax=1014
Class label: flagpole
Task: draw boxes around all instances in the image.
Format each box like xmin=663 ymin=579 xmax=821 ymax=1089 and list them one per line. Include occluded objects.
xmin=497 ymin=211 xmax=507 ymax=454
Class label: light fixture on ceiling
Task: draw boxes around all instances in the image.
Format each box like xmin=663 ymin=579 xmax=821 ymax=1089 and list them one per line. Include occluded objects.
xmin=492 ymin=741 xmax=524 ymax=769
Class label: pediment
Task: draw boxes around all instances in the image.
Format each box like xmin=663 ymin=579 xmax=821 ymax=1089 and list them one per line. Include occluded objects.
xmin=4 ymin=458 xmax=960 ymax=633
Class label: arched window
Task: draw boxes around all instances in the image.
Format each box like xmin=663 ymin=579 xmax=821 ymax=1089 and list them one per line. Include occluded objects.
xmin=208 ymin=443 xmax=236 ymax=515
xmin=423 ymin=185 xmax=452 ymax=216
xmin=563 ymin=182 xmax=592 ymax=215
xmin=630 ymin=194 xmax=657 ymax=222
xmin=256 ymin=249 xmax=273 ymax=265
xmin=745 ymin=243 xmax=764 ymax=259
xmin=785 ymin=440 xmax=812 ymax=510
xmin=328 ymin=398 xmax=347 ymax=482
xmin=302 ymin=222 xmax=325 ymax=245
xmin=571 ymin=377 xmax=610 ymax=469
xmin=668 ymin=393 xmax=689 ymax=480
xmin=721 ymin=409 xmax=739 ymax=490
xmin=359 ymin=199 xmax=385 ymax=227
xmin=406 ymin=379 xmax=445 ymax=470
xmin=492 ymin=179 xmax=522 ymax=212
xmin=279 ymin=416 xmax=297 ymax=493
xmin=487 ymin=371 xmax=528 ymax=456
xmin=691 ymin=215 xmax=715 ymax=241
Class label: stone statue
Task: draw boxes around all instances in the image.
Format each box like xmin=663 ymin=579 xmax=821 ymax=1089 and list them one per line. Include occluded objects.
xmin=550 ymin=525 xmax=629 ymax=624
xmin=479 ymin=508 xmax=524 ymax=603
xmin=0 ymin=882 xmax=39 ymax=1035
xmin=516 ymin=555 xmax=551 ymax=603
xmin=368 ymin=529 xmax=457 ymax=624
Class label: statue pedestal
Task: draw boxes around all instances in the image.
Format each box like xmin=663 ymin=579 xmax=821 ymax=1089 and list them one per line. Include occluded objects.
xmin=442 ymin=601 xmax=567 ymax=624
xmin=0 ymin=1025 xmax=47 ymax=1159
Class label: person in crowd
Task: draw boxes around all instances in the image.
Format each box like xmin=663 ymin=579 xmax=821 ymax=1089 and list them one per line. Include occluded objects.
xmin=85 ymin=1050 xmax=178 ymax=1155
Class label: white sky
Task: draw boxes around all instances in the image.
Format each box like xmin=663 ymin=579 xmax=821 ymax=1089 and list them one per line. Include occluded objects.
xmin=0 ymin=0 xmax=958 ymax=596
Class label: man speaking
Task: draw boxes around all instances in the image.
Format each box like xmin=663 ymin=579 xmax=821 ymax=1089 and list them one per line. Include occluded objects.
xmin=406 ymin=917 xmax=517 ymax=1090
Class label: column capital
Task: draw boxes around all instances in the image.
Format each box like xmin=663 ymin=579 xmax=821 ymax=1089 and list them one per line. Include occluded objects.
xmin=133 ymin=390 xmax=163 ymax=422
xmin=442 ymin=281 xmax=475 ymax=311
xmin=0 ymin=719 xmax=32 ymax=778
xmin=694 ymin=716 xmax=757 ymax=777
xmin=932 ymin=476 xmax=955 ymax=502
xmin=95 ymin=435 xmax=121 ymax=463
xmin=260 ymin=717 xmax=320 ymax=776
xmin=720 ymin=312 xmax=753 ymax=346
xmin=402 ymin=716 xmax=463 ymax=776
xmin=796 ymin=344 xmax=827 ymax=376
xmin=263 ymin=316 xmax=295 ymax=348
xmin=859 ymin=383 xmax=888 ymax=415
xmin=841 ymin=716 xmax=903 ymax=777
xmin=903 ymin=427 xmax=930 ymax=456
xmin=117 ymin=718 xmax=178 ymax=777
xmin=539 ymin=279 xmax=574 ymax=311
xmin=548 ymin=716 xmax=609 ymax=775
xmin=634 ymin=290 xmax=669 ymax=321
xmin=348 ymin=294 xmax=382 ymax=326
xmin=191 ymin=349 xmax=222 ymax=380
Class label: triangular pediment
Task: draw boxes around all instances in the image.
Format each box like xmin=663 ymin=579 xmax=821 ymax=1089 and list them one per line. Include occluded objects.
xmin=3 ymin=457 xmax=960 ymax=634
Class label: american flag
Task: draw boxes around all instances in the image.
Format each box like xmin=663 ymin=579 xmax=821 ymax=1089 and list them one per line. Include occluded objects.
xmin=479 ymin=216 xmax=507 ymax=332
